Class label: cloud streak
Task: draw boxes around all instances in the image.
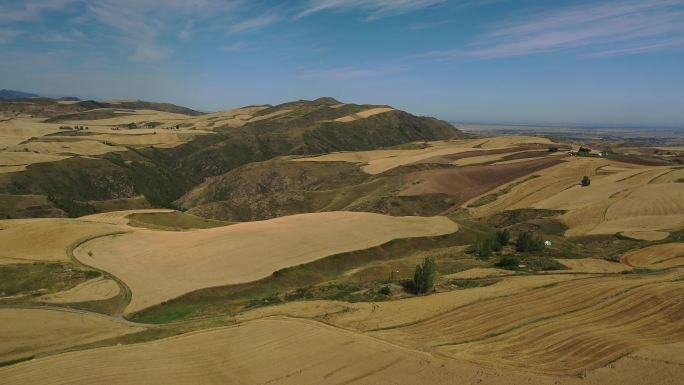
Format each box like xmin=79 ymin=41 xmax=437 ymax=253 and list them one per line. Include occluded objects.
xmin=418 ymin=0 xmax=684 ymax=60
xmin=297 ymin=0 xmax=446 ymax=20
xmin=300 ymin=65 xmax=407 ymax=80
xmin=229 ymin=14 xmax=279 ymax=34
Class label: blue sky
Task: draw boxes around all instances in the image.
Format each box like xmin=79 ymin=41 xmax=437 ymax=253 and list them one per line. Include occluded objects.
xmin=1 ymin=0 xmax=683 ymax=126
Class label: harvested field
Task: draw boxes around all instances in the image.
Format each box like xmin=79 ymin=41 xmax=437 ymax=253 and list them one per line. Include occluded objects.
xmin=400 ymin=157 xmax=563 ymax=206
xmin=187 ymin=106 xmax=269 ymax=129
xmin=0 ymin=219 xmax=122 ymax=264
xmin=239 ymin=274 xmax=585 ymax=331
xmin=6 ymin=140 xmax=126 ymax=156
xmin=74 ymin=212 xmax=459 ymax=313
xmin=0 ymin=118 xmax=63 ymax=149
xmin=292 ymin=136 xmax=553 ymax=174
xmin=0 ymin=152 xmax=69 ymax=169
xmin=651 ymin=167 xmax=684 ymax=183
xmin=467 ymin=157 xmax=610 ymax=218
xmin=374 ymin=272 xmax=684 ymax=374
xmin=539 ymin=168 xmax=684 ymax=237
xmin=620 ymin=230 xmax=669 ymax=241
xmin=0 ymin=317 xmax=548 ymax=385
xmin=54 ymin=109 xmax=190 ymax=126
xmin=413 ymin=147 xmax=525 ymax=166
xmin=39 ymin=277 xmax=120 ymax=304
xmin=0 ymin=308 xmax=143 ymax=364
xmin=621 ymin=243 xmax=684 ymax=269
xmin=334 ymin=107 xmax=394 ymax=122
xmin=442 ymin=280 xmax=684 ymax=374
xmin=1 ymin=317 xmax=681 ymax=384
xmin=556 ymin=258 xmax=630 ymax=273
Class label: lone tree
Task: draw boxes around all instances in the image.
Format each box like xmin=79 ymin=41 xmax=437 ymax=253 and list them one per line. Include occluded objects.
xmin=413 ymin=257 xmax=437 ymax=294
xmin=581 ymin=176 xmax=591 ymax=187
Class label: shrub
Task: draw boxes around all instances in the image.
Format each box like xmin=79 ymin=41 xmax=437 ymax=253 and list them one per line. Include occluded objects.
xmin=498 ymin=255 xmax=520 ymax=270
xmin=413 ymin=257 xmax=437 ymax=294
xmin=548 ymin=146 xmax=558 ymax=152
xmin=581 ymin=176 xmax=591 ymax=187
xmin=496 ymin=228 xmax=510 ymax=245
xmin=379 ymin=286 xmax=391 ymax=295
xmin=516 ymin=231 xmax=545 ymax=252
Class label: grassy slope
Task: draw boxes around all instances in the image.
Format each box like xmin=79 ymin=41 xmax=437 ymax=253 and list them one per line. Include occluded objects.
xmin=127 ymin=211 xmax=232 ymax=231
xmin=180 ymin=159 xmax=456 ymax=221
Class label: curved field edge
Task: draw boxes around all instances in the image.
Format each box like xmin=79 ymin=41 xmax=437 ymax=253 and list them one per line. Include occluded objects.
xmin=128 ymin=219 xmax=484 ymax=324
xmin=66 ymin=231 xmax=133 ymax=316
xmin=74 ymin=212 xmax=459 ymax=315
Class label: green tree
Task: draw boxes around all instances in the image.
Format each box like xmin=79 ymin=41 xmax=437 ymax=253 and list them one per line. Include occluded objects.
xmin=516 ymin=231 xmax=545 ymax=252
xmin=496 ymin=228 xmax=510 ymax=246
xmin=498 ymin=255 xmax=520 ymax=270
xmin=473 ymin=238 xmax=491 ymax=259
xmin=413 ymin=257 xmax=437 ymax=294
xmin=548 ymin=146 xmax=559 ymax=152
xmin=581 ymin=176 xmax=591 ymax=187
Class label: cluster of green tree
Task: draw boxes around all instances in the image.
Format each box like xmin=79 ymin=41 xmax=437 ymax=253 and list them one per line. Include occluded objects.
xmin=548 ymin=146 xmax=559 ymax=152
xmin=413 ymin=257 xmax=436 ymax=294
xmin=497 ymin=255 xmax=520 ymax=270
xmin=472 ymin=229 xmax=510 ymax=259
xmin=515 ymin=231 xmax=545 ymax=252
xmin=577 ymin=146 xmax=591 ymax=156
xmin=47 ymin=195 xmax=97 ymax=218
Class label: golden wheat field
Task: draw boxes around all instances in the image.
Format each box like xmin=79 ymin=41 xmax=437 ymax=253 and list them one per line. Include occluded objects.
xmin=0 ymin=219 xmax=123 ymax=264
xmin=73 ymin=211 xmax=459 ymax=313
xmin=3 ymin=316 xmax=681 ymax=385
xmin=0 ymin=308 xmax=143 ymax=363
xmin=293 ymin=136 xmax=554 ymax=174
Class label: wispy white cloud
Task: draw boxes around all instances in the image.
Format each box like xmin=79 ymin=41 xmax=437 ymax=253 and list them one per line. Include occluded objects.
xmin=220 ymin=42 xmax=256 ymax=52
xmin=178 ymin=21 xmax=194 ymax=42
xmin=300 ymin=65 xmax=407 ymax=80
xmin=0 ymin=0 xmax=79 ymax=23
xmin=297 ymin=0 xmax=446 ymax=20
xmin=82 ymin=0 xmax=243 ymax=63
xmin=418 ymin=0 xmax=684 ymax=60
xmin=229 ymin=14 xmax=279 ymax=34
xmin=131 ymin=45 xmax=174 ymax=63
xmin=583 ymin=39 xmax=684 ymax=57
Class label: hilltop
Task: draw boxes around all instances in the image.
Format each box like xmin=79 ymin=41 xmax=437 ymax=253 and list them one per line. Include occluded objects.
xmin=0 ymin=97 xmax=466 ymax=218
